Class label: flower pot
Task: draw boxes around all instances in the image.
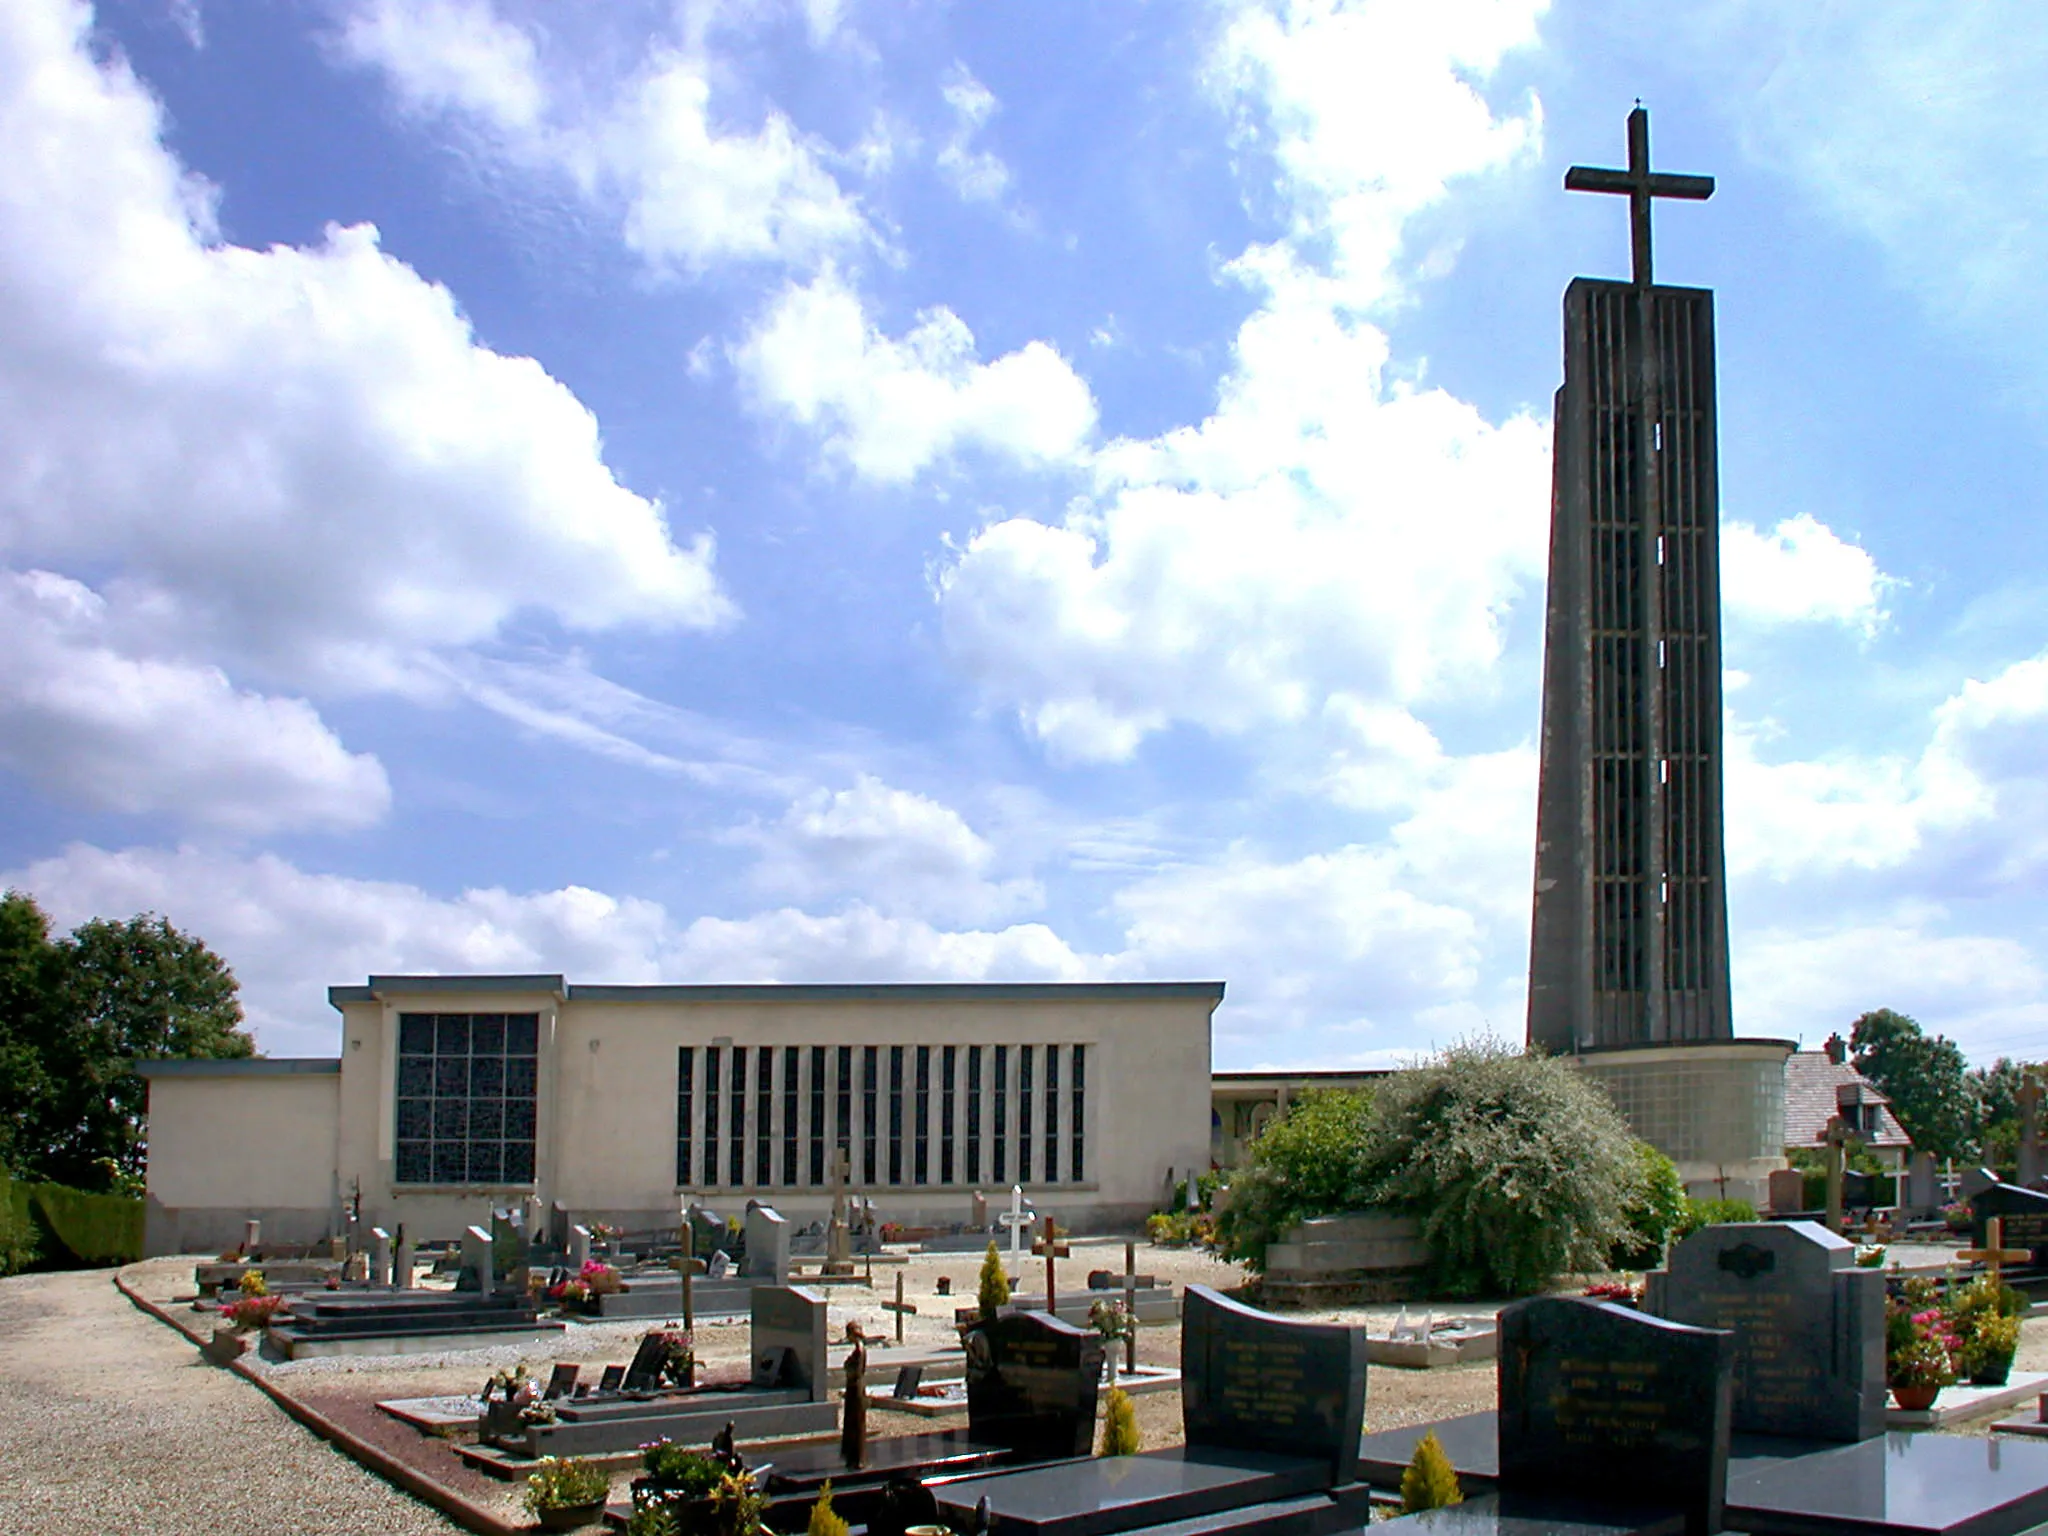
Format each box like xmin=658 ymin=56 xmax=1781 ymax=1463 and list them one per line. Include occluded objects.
xmin=1890 ymin=1383 xmax=1940 ymax=1411
xmin=1970 ymin=1353 xmax=2015 ymax=1388
xmin=536 ymin=1500 xmax=606 ymax=1532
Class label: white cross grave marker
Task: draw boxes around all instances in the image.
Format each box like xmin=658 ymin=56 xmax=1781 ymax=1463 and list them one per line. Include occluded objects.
xmin=998 ymin=1184 xmax=1034 ymax=1271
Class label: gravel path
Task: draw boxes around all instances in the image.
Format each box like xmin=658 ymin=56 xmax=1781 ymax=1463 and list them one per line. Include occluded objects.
xmin=0 ymin=1267 xmax=461 ymax=1536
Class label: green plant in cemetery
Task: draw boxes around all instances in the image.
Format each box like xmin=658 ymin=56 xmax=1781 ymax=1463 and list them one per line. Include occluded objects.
xmin=625 ymin=1504 xmax=680 ymax=1536
xmin=1609 ymin=1142 xmax=1687 ymax=1270
xmin=807 ymin=1482 xmax=850 ymax=1536
xmin=1213 ymin=1088 xmax=1375 ymax=1270
xmin=1099 ymin=1386 xmax=1140 ymax=1456
xmin=977 ymin=1239 xmax=1010 ymax=1320
xmin=1675 ymin=1198 xmax=1758 ymax=1238
xmin=1400 ymin=1431 xmax=1463 ymax=1513
xmin=525 ymin=1455 xmax=609 ymax=1514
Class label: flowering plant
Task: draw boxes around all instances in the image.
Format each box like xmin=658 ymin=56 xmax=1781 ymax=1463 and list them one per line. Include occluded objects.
xmin=591 ymin=1223 xmax=624 ymax=1241
xmin=1582 ymin=1280 xmax=1640 ymax=1305
xmin=1087 ymin=1297 xmax=1135 ymax=1344
xmin=580 ymin=1259 xmax=625 ymax=1297
xmin=1886 ymin=1306 xmax=1959 ymax=1389
xmin=223 ymin=1293 xmax=286 ymax=1331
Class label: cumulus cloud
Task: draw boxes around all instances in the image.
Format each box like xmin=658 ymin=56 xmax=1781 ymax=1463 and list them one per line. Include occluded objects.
xmin=335 ymin=0 xmax=870 ymax=273
xmin=6 ymin=843 xmax=1096 ymax=1054
xmin=933 ymin=0 xmax=1549 ymax=763
xmin=0 ymin=571 xmax=390 ymax=832
xmin=0 ymin=0 xmax=731 ymax=698
xmin=731 ymin=775 xmax=1042 ymax=922
xmin=734 ymin=267 xmax=1098 ymax=480
xmin=1722 ymin=514 xmax=1894 ymax=634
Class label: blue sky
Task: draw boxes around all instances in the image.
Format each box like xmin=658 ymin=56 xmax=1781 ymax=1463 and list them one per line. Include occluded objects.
xmin=3 ymin=0 xmax=2046 ymax=1069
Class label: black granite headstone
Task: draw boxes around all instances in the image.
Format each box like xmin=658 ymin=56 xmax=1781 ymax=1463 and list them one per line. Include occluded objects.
xmin=964 ymin=1308 xmax=1103 ymax=1459
xmin=1971 ymin=1182 xmax=2048 ymax=1267
xmin=1498 ymin=1297 xmax=1732 ymax=1536
xmin=1644 ymin=1221 xmax=1884 ymax=1442
xmin=1180 ymin=1282 xmax=1366 ymax=1485
xmin=597 ymin=1364 xmax=627 ymax=1393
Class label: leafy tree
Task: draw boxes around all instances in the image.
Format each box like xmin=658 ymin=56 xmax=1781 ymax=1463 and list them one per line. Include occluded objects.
xmin=0 ymin=892 xmax=65 ymax=1178
xmin=5 ymin=904 xmax=253 ymax=1190
xmin=1967 ymin=1057 xmax=2037 ymax=1170
xmin=1848 ymin=1009 xmax=1973 ymax=1161
xmin=1214 ymin=1089 xmax=1376 ymax=1271
xmin=1361 ymin=1041 xmax=1642 ymax=1298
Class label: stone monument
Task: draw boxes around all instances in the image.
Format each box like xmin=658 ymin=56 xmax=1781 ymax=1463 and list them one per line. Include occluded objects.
xmin=1527 ymin=106 xmax=1789 ymax=1202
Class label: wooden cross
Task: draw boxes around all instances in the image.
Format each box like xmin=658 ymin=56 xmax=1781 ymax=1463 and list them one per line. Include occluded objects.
xmin=1959 ymin=1216 xmax=2031 ymax=1287
xmin=1565 ymin=105 xmax=1714 ymax=289
xmin=882 ymin=1271 xmax=917 ymax=1344
xmin=1040 ymin=1215 xmax=1063 ymax=1312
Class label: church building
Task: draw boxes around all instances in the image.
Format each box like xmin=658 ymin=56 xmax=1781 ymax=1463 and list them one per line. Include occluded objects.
xmin=139 ymin=974 xmax=1223 ymax=1256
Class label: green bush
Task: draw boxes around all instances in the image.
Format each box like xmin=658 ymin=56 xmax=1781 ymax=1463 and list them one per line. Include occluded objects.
xmin=1360 ymin=1042 xmax=1643 ymax=1298
xmin=28 ymin=1182 xmax=143 ymax=1264
xmin=0 ymin=1166 xmax=38 ymax=1276
xmin=1099 ymin=1386 xmax=1140 ymax=1456
xmin=1676 ymin=1197 xmax=1758 ymax=1238
xmin=1401 ymin=1430 xmax=1463 ymax=1513
xmin=525 ymin=1455 xmax=609 ymax=1514
xmin=977 ymin=1239 xmax=1010 ymax=1320
xmin=1610 ymin=1143 xmax=1687 ymax=1270
xmin=1214 ymin=1089 xmax=1376 ymax=1271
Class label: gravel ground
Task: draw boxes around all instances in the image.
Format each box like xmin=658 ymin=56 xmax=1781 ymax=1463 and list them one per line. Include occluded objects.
xmin=0 ymin=1266 xmax=462 ymax=1536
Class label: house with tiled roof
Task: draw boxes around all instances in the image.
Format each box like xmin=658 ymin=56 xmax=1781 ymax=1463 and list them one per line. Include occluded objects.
xmin=1783 ymin=1033 xmax=1912 ymax=1169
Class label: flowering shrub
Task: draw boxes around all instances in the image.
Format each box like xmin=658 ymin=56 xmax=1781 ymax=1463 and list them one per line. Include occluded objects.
xmin=224 ymin=1293 xmax=286 ymax=1330
xmin=236 ymin=1269 xmax=268 ymax=1298
xmin=878 ymin=1222 xmax=906 ymax=1244
xmin=1088 ymin=1297 xmax=1135 ymax=1345
xmin=581 ymin=1260 xmax=624 ymax=1297
xmin=1886 ymin=1277 xmax=1959 ymax=1389
xmin=1942 ymin=1203 xmax=1974 ymax=1234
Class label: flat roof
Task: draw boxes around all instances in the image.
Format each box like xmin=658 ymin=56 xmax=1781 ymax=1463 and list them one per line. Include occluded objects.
xmin=1213 ymin=1068 xmax=1391 ymax=1082
xmin=332 ymin=976 xmax=1225 ymax=1008
xmin=136 ymin=1058 xmax=340 ymax=1078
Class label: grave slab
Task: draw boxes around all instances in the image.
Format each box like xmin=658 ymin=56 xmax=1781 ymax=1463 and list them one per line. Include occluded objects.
xmin=933 ymin=1447 xmax=1338 ymax=1536
xmin=1377 ymin=1494 xmax=1688 ymax=1536
xmin=1887 ymin=1373 xmax=2048 ymax=1430
xmin=375 ymin=1395 xmax=486 ymax=1435
xmin=1726 ymin=1430 xmax=2048 ymax=1536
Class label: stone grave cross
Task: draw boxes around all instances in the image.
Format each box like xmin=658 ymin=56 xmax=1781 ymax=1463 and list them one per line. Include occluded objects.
xmin=997 ymin=1185 xmax=1032 ymax=1273
xmin=1823 ymin=1113 xmax=1856 ymax=1233
xmin=1960 ymin=1216 xmax=2032 ymax=1288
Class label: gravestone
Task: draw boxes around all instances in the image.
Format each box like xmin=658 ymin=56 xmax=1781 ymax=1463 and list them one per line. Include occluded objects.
xmin=744 ymin=1204 xmax=791 ymax=1282
xmin=243 ymin=1218 xmax=261 ymax=1254
xmin=751 ymin=1285 xmax=829 ymax=1400
xmin=1644 ymin=1221 xmax=1883 ymax=1441
xmin=597 ymin=1364 xmax=627 ymax=1393
xmin=370 ymin=1227 xmax=393 ymax=1288
xmin=964 ymin=1307 xmax=1103 ymax=1458
xmin=1765 ymin=1168 xmax=1805 ymax=1216
xmin=394 ymin=1234 xmax=415 ymax=1289
xmin=1906 ymin=1152 xmax=1940 ymax=1215
xmin=543 ymin=1363 xmax=579 ymax=1400
xmin=1971 ymin=1181 xmax=2048 ymax=1267
xmin=491 ymin=1208 xmax=530 ymax=1294
xmin=1499 ymin=1297 xmax=1732 ymax=1536
xmin=707 ymin=1250 xmax=733 ymax=1280
xmin=461 ymin=1224 xmax=494 ymax=1295
xmin=1180 ymin=1283 xmax=1367 ymax=1485
xmin=568 ymin=1224 xmax=592 ymax=1271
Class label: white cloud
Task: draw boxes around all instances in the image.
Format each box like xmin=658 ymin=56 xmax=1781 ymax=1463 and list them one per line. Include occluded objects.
xmin=0 ymin=571 xmax=390 ymax=833
xmin=0 ymin=0 xmax=732 ymax=703
xmin=933 ymin=0 xmax=1550 ymax=762
xmin=335 ymin=0 xmax=870 ymax=273
xmin=731 ymin=775 xmax=1042 ymax=922
xmin=5 ymin=843 xmax=1095 ymax=1054
xmin=936 ymin=63 xmax=1010 ymax=204
xmin=734 ymin=268 xmax=1098 ymax=480
xmin=1721 ymin=514 xmax=1893 ymax=634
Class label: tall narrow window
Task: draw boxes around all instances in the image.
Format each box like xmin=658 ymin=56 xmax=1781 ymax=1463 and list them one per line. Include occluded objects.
xmin=837 ymin=1045 xmax=854 ymax=1169
xmin=756 ymin=1048 xmax=774 ymax=1186
xmin=940 ymin=1045 xmax=957 ymax=1184
xmin=992 ymin=1045 xmax=1008 ymax=1184
xmin=396 ymin=1011 xmax=539 ymax=1186
xmin=966 ymin=1045 xmax=982 ymax=1184
xmin=888 ymin=1045 xmax=905 ymax=1185
xmin=783 ymin=1044 xmax=800 ymax=1186
xmin=1017 ymin=1045 xmax=1034 ymax=1184
xmin=676 ymin=1046 xmax=695 ymax=1187
xmin=1070 ymin=1044 xmax=1086 ymax=1182
xmin=728 ymin=1046 xmax=747 ymax=1187
xmin=913 ymin=1045 xmax=930 ymax=1186
xmin=705 ymin=1045 xmax=722 ymax=1187
xmin=809 ymin=1045 xmax=827 ymax=1186
xmin=1043 ymin=1045 xmax=1059 ymax=1183
xmin=861 ymin=1046 xmax=879 ymax=1184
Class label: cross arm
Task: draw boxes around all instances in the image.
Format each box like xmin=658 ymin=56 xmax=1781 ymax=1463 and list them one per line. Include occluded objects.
xmin=1565 ymin=166 xmax=1715 ymax=200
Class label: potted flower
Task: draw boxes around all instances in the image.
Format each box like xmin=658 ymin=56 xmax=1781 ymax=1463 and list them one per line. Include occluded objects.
xmin=1952 ymin=1277 xmax=2026 ymax=1386
xmin=480 ymin=1364 xmax=537 ymax=1444
xmin=525 ymin=1455 xmax=610 ymax=1532
xmin=223 ymin=1292 xmax=287 ymax=1331
xmin=1885 ymin=1288 xmax=1958 ymax=1411
xmin=632 ymin=1442 xmax=759 ymax=1536
xmin=1087 ymin=1297 xmax=1135 ymax=1379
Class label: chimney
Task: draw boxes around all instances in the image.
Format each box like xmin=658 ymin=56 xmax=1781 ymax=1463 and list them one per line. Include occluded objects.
xmin=1823 ymin=1033 xmax=1847 ymax=1065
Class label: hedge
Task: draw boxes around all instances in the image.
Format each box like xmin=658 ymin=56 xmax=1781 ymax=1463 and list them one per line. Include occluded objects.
xmin=0 ymin=1170 xmax=142 ymax=1272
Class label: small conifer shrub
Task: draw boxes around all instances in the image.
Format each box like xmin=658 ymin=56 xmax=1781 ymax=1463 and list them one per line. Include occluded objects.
xmin=1400 ymin=1431 xmax=1463 ymax=1513
xmin=1099 ymin=1387 xmax=1139 ymax=1456
xmin=808 ymin=1481 xmax=851 ymax=1536
xmin=977 ymin=1240 xmax=1010 ymax=1321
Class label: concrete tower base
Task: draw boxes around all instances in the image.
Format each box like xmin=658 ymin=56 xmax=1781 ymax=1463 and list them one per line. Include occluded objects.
xmin=1571 ymin=1039 xmax=1794 ymax=1207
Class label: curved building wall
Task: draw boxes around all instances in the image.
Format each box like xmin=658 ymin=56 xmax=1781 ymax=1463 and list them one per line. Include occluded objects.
xmin=1572 ymin=1040 xmax=1791 ymax=1205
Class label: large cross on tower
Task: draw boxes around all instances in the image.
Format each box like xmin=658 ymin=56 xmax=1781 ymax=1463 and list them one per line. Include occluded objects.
xmin=1564 ymin=105 xmax=1714 ymax=289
